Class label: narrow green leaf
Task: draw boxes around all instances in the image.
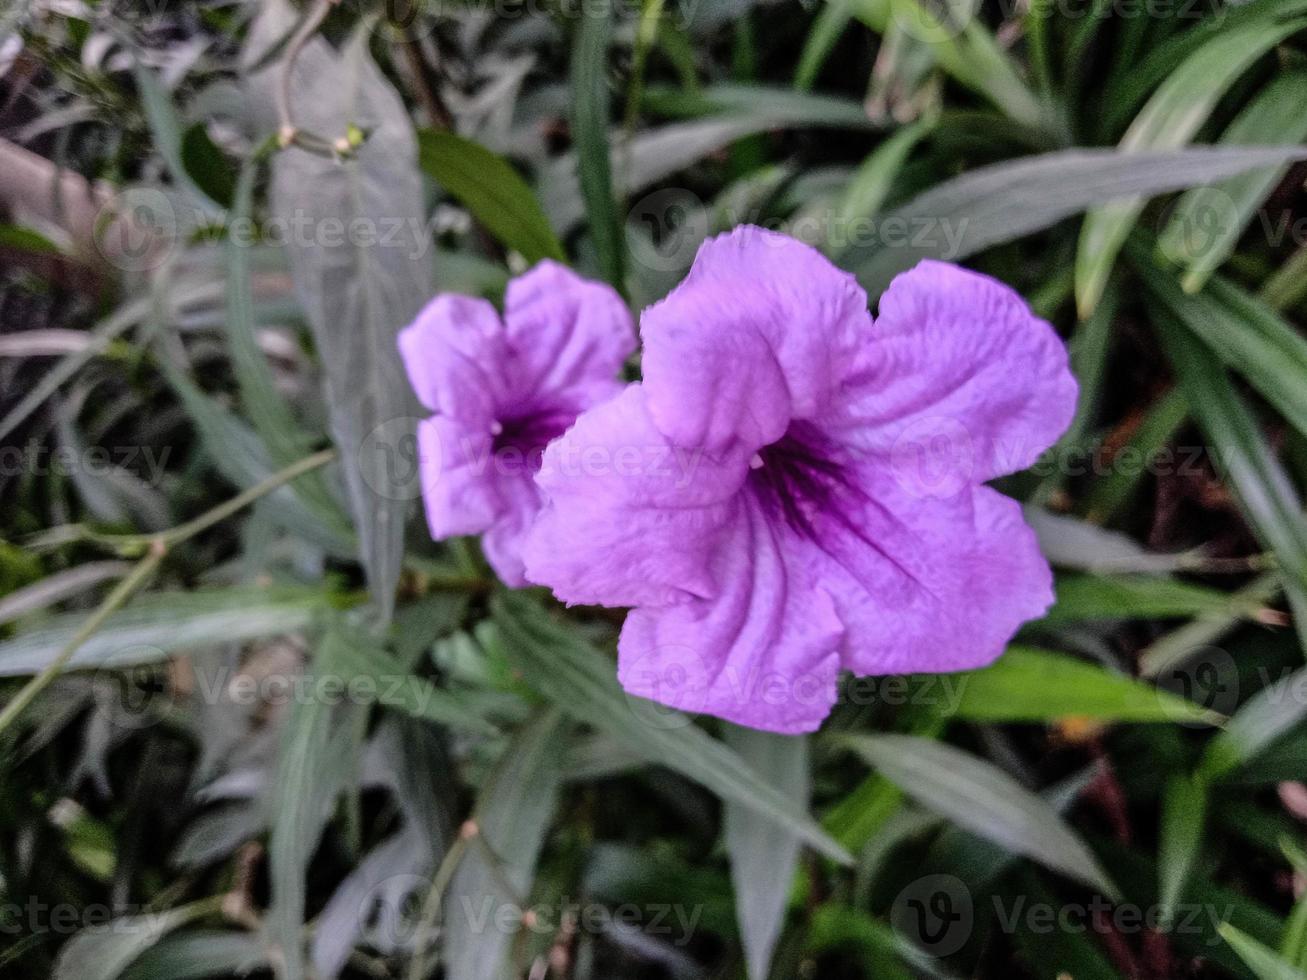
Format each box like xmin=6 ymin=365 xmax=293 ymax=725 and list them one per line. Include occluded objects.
xmin=1220 ymin=923 xmax=1307 ymax=980
xmin=1158 ymin=69 xmax=1307 ymax=292
xmin=132 ymin=63 xmax=224 ymax=217
xmin=1046 ymin=574 xmax=1269 ymax=625
xmin=571 ymin=0 xmax=624 ymax=289
xmin=0 ymin=586 xmax=326 ymax=675
xmin=1140 ymin=264 xmax=1307 ymax=448
xmin=1202 ymin=665 xmax=1307 ymax=781
xmin=268 ymin=622 xmax=365 ymax=980
xmin=490 ymin=593 xmax=851 ymax=864
xmin=1083 ymin=387 xmax=1188 ymax=523
xmin=839 ymin=146 xmax=1307 ymax=297
xmin=1159 ymin=775 xmax=1208 ymax=920
xmin=795 ymin=0 xmax=852 ymax=90
xmin=1074 ymin=17 xmax=1307 ymax=315
xmin=842 ymin=0 xmax=1043 ymax=129
xmin=722 ymin=726 xmax=806 ymax=980
xmin=329 ymin=634 xmax=499 ymax=736
xmin=180 ymin=123 xmax=237 ymax=210
xmin=942 ymin=647 xmax=1221 ymax=725
xmin=54 ymin=900 xmax=222 ymax=980
xmin=444 ymin=708 xmax=569 ymax=980
xmin=416 ymin=130 xmax=565 ymax=264
xmin=1148 ymin=301 xmax=1307 ymax=651
xmin=120 ymin=932 xmax=269 ymax=980
xmin=834 ymin=733 xmax=1119 ymax=896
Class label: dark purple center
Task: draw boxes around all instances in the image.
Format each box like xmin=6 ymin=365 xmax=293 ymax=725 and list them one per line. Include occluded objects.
xmin=492 ymin=407 xmax=573 ymax=463
xmin=748 ymin=422 xmax=853 ymax=540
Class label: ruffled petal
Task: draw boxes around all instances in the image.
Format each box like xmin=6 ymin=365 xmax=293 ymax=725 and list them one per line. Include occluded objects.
xmin=832 ymin=260 xmax=1076 ymax=491
xmin=503 ymin=260 xmax=635 ymax=396
xmin=417 ymin=415 xmax=499 ymax=538
xmin=798 ymin=464 xmax=1053 ymax=676
xmin=398 ymin=295 xmax=509 ymax=421
xmin=640 ymin=226 xmax=872 ymax=453
xmin=480 ymin=473 xmax=541 ymax=588
xmin=617 ymin=491 xmax=843 ymax=735
xmin=522 ymin=385 xmax=746 ymax=608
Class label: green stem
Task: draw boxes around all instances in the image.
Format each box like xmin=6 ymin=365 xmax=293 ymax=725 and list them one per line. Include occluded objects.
xmin=406 ymin=830 xmax=475 ymax=980
xmin=0 ymin=448 xmax=338 ymax=736
xmin=0 ymin=550 xmax=162 ymax=736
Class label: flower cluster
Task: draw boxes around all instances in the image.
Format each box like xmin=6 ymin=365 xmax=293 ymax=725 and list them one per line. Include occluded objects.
xmin=399 ymin=228 xmax=1077 ymax=733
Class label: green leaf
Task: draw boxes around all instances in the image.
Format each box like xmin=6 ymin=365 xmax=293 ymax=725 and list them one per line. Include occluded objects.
xmin=268 ymin=622 xmax=366 ymax=980
xmin=220 ymin=157 xmax=341 ymax=529
xmin=1220 ymin=923 xmax=1307 ymax=980
xmin=722 ymin=726 xmax=806 ymax=980
xmin=1139 ymin=264 xmax=1307 ymax=449
xmin=834 ymin=733 xmax=1119 ymax=896
xmin=444 ymin=708 xmax=569 ymax=980
xmin=1046 ymin=574 xmax=1269 ymax=624
xmin=0 ymin=586 xmax=326 ymax=675
xmin=571 ymin=0 xmax=625 ymax=289
xmin=179 ymin=123 xmax=237 ymax=210
xmin=120 ymin=932 xmax=268 ymax=980
xmin=642 ymin=83 xmax=878 ymax=128
xmin=942 ymin=647 xmax=1222 ymax=725
xmin=416 ymin=130 xmax=565 ymax=264
xmin=1074 ymin=16 xmax=1307 ymax=316
xmin=830 ymin=116 xmax=934 ymax=234
xmin=490 ymin=593 xmax=851 ymax=864
xmin=329 ymin=632 xmax=499 ymax=735
xmin=1147 ymin=298 xmax=1307 ymax=652
xmin=1159 ymin=775 xmax=1207 ymax=922
xmin=245 ymin=4 xmax=434 ymax=624
xmin=0 ymin=222 xmax=62 ymax=255
xmin=132 ymin=63 xmax=224 ymax=217
xmin=1158 ymin=69 xmax=1307 ymax=292
xmin=795 ymin=0 xmax=853 ymax=91
xmin=1083 ymin=386 xmax=1188 ymax=523
xmin=54 ymin=900 xmax=222 ymax=980
xmin=1202 ymin=665 xmax=1307 ymax=781
xmin=838 ymin=146 xmax=1307 ymax=297
xmin=842 ymin=0 xmax=1043 ymax=129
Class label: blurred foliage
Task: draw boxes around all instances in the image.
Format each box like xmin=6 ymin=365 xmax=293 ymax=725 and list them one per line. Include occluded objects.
xmin=2 ymin=0 xmax=1307 ymax=978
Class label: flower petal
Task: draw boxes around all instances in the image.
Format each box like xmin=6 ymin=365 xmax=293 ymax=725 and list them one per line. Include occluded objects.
xmin=641 ymin=226 xmax=872 ymax=453
xmin=417 ymin=415 xmax=498 ymax=538
xmin=504 ymin=260 xmax=635 ymax=396
xmin=398 ymin=295 xmax=508 ymax=421
xmin=835 ymin=260 xmax=1076 ymax=490
xmin=617 ymin=491 xmax=843 ymax=735
xmin=799 ymin=465 xmax=1053 ymax=676
xmin=522 ymin=385 xmax=746 ymax=608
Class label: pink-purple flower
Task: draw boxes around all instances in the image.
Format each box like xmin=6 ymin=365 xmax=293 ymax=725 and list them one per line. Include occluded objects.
xmin=521 ymin=228 xmax=1077 ymax=733
xmin=398 ymin=260 xmax=634 ymax=586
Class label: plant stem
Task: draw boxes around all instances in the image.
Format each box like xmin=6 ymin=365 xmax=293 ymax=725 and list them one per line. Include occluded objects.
xmin=0 ymin=448 xmax=338 ymax=736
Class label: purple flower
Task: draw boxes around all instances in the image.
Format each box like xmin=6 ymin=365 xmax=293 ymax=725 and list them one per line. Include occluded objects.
xmin=399 ymin=260 xmax=634 ymax=586
xmin=523 ymin=227 xmax=1077 ymax=733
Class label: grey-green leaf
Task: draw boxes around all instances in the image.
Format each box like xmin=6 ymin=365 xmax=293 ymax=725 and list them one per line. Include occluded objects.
xmin=0 ymin=586 xmax=326 ymax=676
xmin=835 ymin=733 xmax=1119 ymax=897
xmin=838 ymin=146 xmax=1307 ymax=297
xmin=245 ymin=2 xmax=433 ymax=624
xmin=444 ymin=708 xmax=569 ymax=980
xmin=490 ymin=593 xmax=851 ymax=864
xmin=723 ymin=725 xmax=807 ymax=980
